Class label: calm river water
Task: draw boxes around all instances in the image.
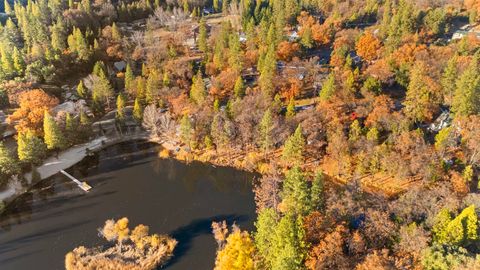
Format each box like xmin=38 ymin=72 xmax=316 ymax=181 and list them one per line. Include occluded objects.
xmin=0 ymin=141 xmax=256 ymax=270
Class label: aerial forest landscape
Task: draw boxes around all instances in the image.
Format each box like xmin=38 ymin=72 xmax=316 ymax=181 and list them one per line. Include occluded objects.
xmin=0 ymin=0 xmax=479 ymax=269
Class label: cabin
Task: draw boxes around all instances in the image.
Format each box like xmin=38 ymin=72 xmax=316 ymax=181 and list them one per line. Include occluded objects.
xmin=428 ymin=110 xmax=451 ymax=133
xmin=451 ymin=24 xmax=480 ymax=40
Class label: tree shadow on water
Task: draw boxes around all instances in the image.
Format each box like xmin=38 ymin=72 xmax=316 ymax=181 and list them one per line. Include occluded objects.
xmin=161 ymin=214 xmax=248 ymax=269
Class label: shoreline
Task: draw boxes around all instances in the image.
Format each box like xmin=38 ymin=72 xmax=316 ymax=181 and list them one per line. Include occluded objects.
xmin=0 ymin=130 xmax=150 ymax=206
xmin=0 ymin=127 xmax=400 ymax=212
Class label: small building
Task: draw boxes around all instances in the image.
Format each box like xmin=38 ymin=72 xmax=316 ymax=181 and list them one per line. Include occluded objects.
xmin=203 ymin=7 xmax=214 ymax=15
xmin=114 ymin=61 xmax=127 ymax=72
xmin=428 ymin=111 xmax=451 ymax=133
xmin=288 ymin=31 xmax=299 ymax=42
xmin=239 ymin=32 xmax=247 ymax=43
xmin=452 ymin=24 xmax=480 ymax=40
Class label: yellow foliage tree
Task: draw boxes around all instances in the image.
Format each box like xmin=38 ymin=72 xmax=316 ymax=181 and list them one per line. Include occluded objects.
xmin=214 ymin=227 xmax=256 ymax=270
xmin=131 ymin=224 xmax=150 ymax=249
xmin=114 ymin=217 xmax=130 ymax=242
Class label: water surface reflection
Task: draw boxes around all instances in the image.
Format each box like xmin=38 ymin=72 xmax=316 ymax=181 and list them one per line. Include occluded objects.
xmin=0 ymin=141 xmax=256 ymax=270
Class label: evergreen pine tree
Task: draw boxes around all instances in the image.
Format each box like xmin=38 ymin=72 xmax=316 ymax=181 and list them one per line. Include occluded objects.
xmin=349 ymin=119 xmax=362 ymax=142
xmin=141 ymin=63 xmax=148 ymax=77
xmin=77 ymin=80 xmax=87 ymax=98
xmin=1 ymin=47 xmax=14 ymax=78
xmin=43 ymin=110 xmax=65 ymax=150
xmin=403 ymin=61 xmax=440 ymax=122
xmin=310 ymin=171 xmax=324 ymax=210
xmin=213 ymin=37 xmax=225 ymax=70
xmin=233 ymin=76 xmax=244 ymax=98
xmin=183 ymin=0 xmax=189 ymax=13
xmin=228 ymin=33 xmax=242 ymax=73
xmin=65 ymin=112 xmax=74 ymax=132
xmin=282 ymin=125 xmax=305 ymax=164
xmin=259 ymin=109 xmax=273 ymax=154
xmin=64 ymin=112 xmax=77 ymax=145
xmin=111 ymin=22 xmax=122 ymax=42
xmin=451 ymin=56 xmax=480 ymax=117
xmin=116 ymin=93 xmax=126 ymax=120
xmin=74 ymin=28 xmax=91 ymax=61
xmin=12 ymin=47 xmax=24 ymax=75
xmin=133 ymin=98 xmax=143 ymax=122
xmin=441 ymin=55 xmax=458 ymax=105
xmin=92 ymin=75 xmax=113 ymax=108
xmin=146 ymin=70 xmax=160 ymax=104
xmin=286 ymin=98 xmax=295 ymax=118
xmin=213 ymin=99 xmax=220 ymax=112
xmin=180 ymin=114 xmax=193 ymax=147
xmin=51 ymin=18 xmax=67 ymax=52
xmin=198 ymin=18 xmax=208 ymax=52
xmin=281 ymin=166 xmax=310 ymax=215
xmin=0 ymin=142 xmax=20 ymax=183
xmin=259 ymin=44 xmax=276 ymax=95
xmin=80 ymin=110 xmax=91 ymax=126
xmin=17 ymin=131 xmax=46 ymax=164
xmin=319 ymin=72 xmax=335 ymax=101
xmin=190 ymin=71 xmax=206 ymax=104
xmin=93 ymin=61 xmax=107 ymax=78
xmin=124 ymin=63 xmax=134 ymax=91
xmin=300 ymin=27 xmax=313 ymax=49
xmin=270 ymin=214 xmax=306 ymax=270
xmin=254 ymin=208 xmax=279 ymax=267
xmin=4 ymin=0 xmax=13 ymax=15
xmin=162 ymin=71 xmax=170 ymax=87
xmin=81 ymin=0 xmax=91 ymax=13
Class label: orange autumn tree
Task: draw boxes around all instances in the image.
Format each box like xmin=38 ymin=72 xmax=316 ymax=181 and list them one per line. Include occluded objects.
xmin=281 ymin=78 xmax=302 ymax=100
xmin=355 ymin=32 xmax=382 ymax=62
xmin=8 ymin=89 xmax=59 ymax=135
xmin=277 ymin=41 xmax=300 ymax=61
xmin=297 ymin=11 xmax=334 ymax=47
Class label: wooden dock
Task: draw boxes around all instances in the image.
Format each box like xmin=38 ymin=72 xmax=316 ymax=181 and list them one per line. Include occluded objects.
xmin=60 ymin=170 xmax=92 ymax=192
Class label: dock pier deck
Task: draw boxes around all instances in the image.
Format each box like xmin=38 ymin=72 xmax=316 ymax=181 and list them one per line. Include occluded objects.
xmin=59 ymin=170 xmax=92 ymax=192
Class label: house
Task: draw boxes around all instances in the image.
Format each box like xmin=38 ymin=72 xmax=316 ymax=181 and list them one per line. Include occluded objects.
xmin=114 ymin=61 xmax=127 ymax=72
xmin=239 ymin=32 xmax=247 ymax=43
xmin=452 ymin=24 xmax=480 ymax=40
xmin=288 ymin=31 xmax=299 ymax=42
xmin=428 ymin=110 xmax=451 ymax=133
xmin=203 ymin=7 xmax=214 ymax=15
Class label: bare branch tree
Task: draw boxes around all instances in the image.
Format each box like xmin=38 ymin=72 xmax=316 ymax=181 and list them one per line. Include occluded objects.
xmin=130 ymin=31 xmax=145 ymax=48
xmin=143 ymin=105 xmax=176 ymax=139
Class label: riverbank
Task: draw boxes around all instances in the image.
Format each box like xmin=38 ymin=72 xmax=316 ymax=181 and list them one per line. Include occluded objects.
xmin=155 ymin=136 xmax=413 ymax=198
xmin=0 ymin=129 xmax=150 ymax=205
xmin=0 ymin=140 xmax=256 ymax=270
